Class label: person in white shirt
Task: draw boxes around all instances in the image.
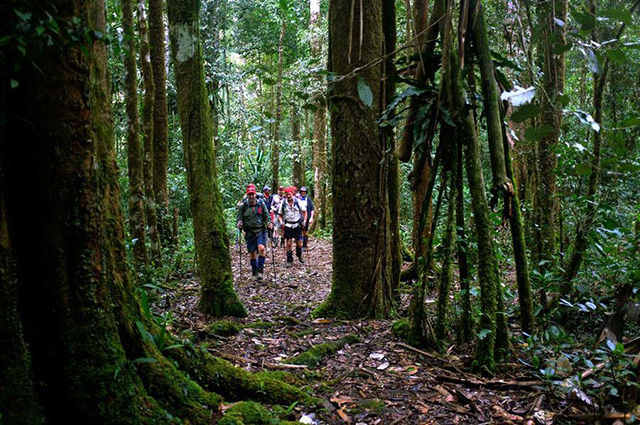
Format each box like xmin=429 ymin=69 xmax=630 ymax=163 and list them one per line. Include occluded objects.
xmin=278 ymin=186 xmax=307 ymax=267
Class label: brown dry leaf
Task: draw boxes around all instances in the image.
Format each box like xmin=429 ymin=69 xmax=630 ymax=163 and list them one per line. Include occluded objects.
xmin=337 ymin=408 xmax=352 ymax=423
xmin=415 ymin=402 xmax=431 ymax=414
xmin=435 ymin=385 xmax=456 ymax=402
xmin=312 ymin=318 xmax=331 ymax=324
xmin=219 ymin=402 xmax=239 ymax=412
xmin=330 ymin=395 xmax=355 ymax=405
xmin=403 ymin=365 xmax=419 ymax=375
xmin=491 ymin=404 xmax=523 ymax=422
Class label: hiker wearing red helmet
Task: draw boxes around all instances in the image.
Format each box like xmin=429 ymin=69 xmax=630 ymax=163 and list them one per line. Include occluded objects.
xmin=278 ymin=186 xmax=307 ymax=267
xmin=237 ymin=184 xmax=271 ymax=281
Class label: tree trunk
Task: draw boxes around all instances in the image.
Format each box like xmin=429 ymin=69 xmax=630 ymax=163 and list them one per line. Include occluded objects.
xmin=272 ymin=21 xmax=286 ymax=189
xmin=435 ymin=146 xmax=457 ymax=346
xmin=123 ymin=0 xmax=148 ymax=268
xmin=310 ymin=0 xmax=328 ymax=230
xmin=315 ymin=0 xmax=394 ymax=319
xmin=138 ymin=0 xmax=162 ymax=264
xmin=450 ymin=43 xmax=502 ymax=372
xmin=149 ymin=0 xmax=171 ymax=245
xmin=468 ymin=0 xmax=533 ymax=334
xmin=168 ymin=0 xmax=246 ymax=317
xmin=383 ymin=0 xmax=401 ymax=290
xmin=292 ymin=103 xmax=305 ymax=188
xmin=533 ymin=0 xmax=567 ymax=284
xmin=455 ymin=137 xmax=473 ymax=342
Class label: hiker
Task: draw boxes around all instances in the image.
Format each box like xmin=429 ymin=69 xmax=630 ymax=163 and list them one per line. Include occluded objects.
xmin=278 ymin=186 xmax=307 ymax=267
xmin=296 ymin=186 xmax=314 ymax=249
xmin=237 ymin=184 xmax=271 ymax=281
xmin=263 ymin=186 xmax=274 ymax=241
xmin=271 ymin=185 xmax=285 ymax=247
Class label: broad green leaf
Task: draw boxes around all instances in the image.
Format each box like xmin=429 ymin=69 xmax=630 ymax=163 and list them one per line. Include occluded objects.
xmin=601 ymin=8 xmax=632 ymax=25
xmin=575 ymin=164 xmax=591 ymax=175
xmin=132 ymin=357 xmax=157 ymax=363
xmin=606 ymin=49 xmax=627 ymax=65
xmin=553 ymin=43 xmax=573 ymax=55
xmin=357 ymin=77 xmax=373 ymax=107
xmin=510 ymin=104 xmax=543 ymax=123
xmin=524 ymin=125 xmax=554 ymax=141
xmin=478 ymin=329 xmax=492 ymax=340
xmin=615 ymin=117 xmax=640 ymax=128
xmin=572 ymin=9 xmax=596 ymax=32
xmin=10 ymin=79 xmax=19 ymax=89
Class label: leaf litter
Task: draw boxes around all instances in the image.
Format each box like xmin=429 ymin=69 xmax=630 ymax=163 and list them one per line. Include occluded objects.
xmin=157 ymin=237 xmax=581 ymax=424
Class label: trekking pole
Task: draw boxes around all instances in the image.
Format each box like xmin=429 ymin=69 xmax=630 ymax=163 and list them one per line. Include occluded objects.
xmin=270 ymin=233 xmax=278 ymax=284
xmin=236 ymin=229 xmax=242 ymax=281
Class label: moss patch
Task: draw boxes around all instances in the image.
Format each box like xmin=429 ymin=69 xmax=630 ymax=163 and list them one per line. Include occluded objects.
xmin=208 ymin=321 xmax=241 ymax=337
xmin=391 ymin=319 xmax=409 ymax=341
xmin=285 ymin=334 xmax=359 ymax=367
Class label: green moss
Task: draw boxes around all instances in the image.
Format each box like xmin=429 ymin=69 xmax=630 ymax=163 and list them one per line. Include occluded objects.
xmin=245 ymin=321 xmax=278 ymax=329
xmin=285 ymin=334 xmax=359 ymax=367
xmin=350 ymin=399 xmax=386 ymax=416
xmin=167 ymin=347 xmax=318 ymax=407
xmin=289 ymin=328 xmax=317 ymax=338
xmin=218 ymin=401 xmax=276 ymax=425
xmin=391 ymin=319 xmax=409 ymax=341
xmin=254 ymin=371 xmax=304 ymax=387
xmin=208 ymin=320 xmax=241 ymax=336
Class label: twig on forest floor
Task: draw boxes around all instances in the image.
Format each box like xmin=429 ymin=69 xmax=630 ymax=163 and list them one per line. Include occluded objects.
xmin=434 ymin=373 xmax=544 ymax=389
xmin=208 ymin=349 xmax=308 ymax=370
xmin=427 ymin=399 xmax=477 ymax=417
xmin=562 ymin=412 xmax=636 ymax=422
xmin=389 ymin=412 xmax=413 ymax=425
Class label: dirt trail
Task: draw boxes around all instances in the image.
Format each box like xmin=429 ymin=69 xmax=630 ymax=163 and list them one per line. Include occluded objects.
xmin=163 ymin=237 xmax=564 ymax=424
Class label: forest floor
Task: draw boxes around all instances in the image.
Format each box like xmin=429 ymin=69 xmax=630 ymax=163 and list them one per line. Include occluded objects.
xmin=159 ymin=237 xmax=587 ymax=424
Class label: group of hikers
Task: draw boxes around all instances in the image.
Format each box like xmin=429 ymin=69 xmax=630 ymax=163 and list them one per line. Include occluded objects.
xmin=236 ymin=183 xmax=315 ymax=281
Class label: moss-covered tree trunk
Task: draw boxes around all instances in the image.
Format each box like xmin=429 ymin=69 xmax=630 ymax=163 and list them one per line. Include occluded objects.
xmin=435 ymin=143 xmax=457 ymax=346
xmin=450 ymin=43 xmax=502 ymax=372
xmin=310 ymin=0 xmax=328 ymax=230
xmin=383 ymin=0 xmax=401 ymax=290
xmin=1 ymin=2 xmax=311 ymax=422
xmin=149 ymin=0 xmax=171 ymax=246
xmin=534 ymin=0 xmax=567 ymax=289
xmin=468 ymin=0 xmax=534 ymax=334
xmin=316 ymin=0 xmax=393 ymax=319
xmin=123 ymin=0 xmax=148 ymax=268
xmin=272 ymin=21 xmax=286 ymax=189
xmin=455 ymin=137 xmax=473 ymax=341
xmin=168 ymin=0 xmax=246 ymax=317
xmin=137 ymin=0 xmax=162 ymax=264
xmin=292 ymin=103 xmax=305 ymax=188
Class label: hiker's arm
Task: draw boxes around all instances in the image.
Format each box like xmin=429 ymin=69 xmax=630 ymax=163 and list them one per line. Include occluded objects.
xmin=236 ymin=205 xmax=243 ymax=228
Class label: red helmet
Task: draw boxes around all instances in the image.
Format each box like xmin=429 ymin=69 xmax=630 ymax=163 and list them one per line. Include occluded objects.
xmin=246 ymin=184 xmax=256 ymax=194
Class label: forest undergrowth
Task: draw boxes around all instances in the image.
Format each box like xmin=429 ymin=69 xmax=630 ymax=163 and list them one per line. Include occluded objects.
xmin=147 ymin=237 xmax=632 ymax=424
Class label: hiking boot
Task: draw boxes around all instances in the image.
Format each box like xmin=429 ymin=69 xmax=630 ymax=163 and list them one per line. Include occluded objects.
xmin=286 ymin=261 xmax=292 ymax=268
xmin=256 ymin=271 xmax=263 ymax=282
xmin=298 ymin=256 xmax=305 ymax=264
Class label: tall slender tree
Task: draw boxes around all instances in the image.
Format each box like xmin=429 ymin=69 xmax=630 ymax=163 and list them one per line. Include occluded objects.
xmin=534 ymin=0 xmax=568 ymax=296
xmin=315 ymin=0 xmax=394 ymax=318
xmin=292 ymin=102 xmax=305 ymax=188
xmin=310 ymin=0 xmax=328 ymax=229
xmin=149 ymin=0 xmax=171 ymax=244
xmin=137 ymin=0 xmax=162 ymax=264
xmin=272 ymin=21 xmax=286 ymax=189
xmin=123 ymin=0 xmax=148 ymax=267
xmin=168 ymin=0 xmax=246 ymax=317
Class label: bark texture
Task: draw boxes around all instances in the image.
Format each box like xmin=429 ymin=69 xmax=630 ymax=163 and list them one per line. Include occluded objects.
xmin=316 ymin=0 xmax=394 ymax=318
xmin=310 ymin=0 xmax=328 ymax=230
xmin=168 ymin=0 xmax=246 ymax=317
xmin=292 ymin=103 xmax=305 ymax=188
xmin=149 ymin=0 xmax=171 ymax=242
xmin=272 ymin=21 xmax=286 ymax=189
xmin=137 ymin=0 xmax=162 ymax=264
xmin=123 ymin=0 xmax=148 ymax=267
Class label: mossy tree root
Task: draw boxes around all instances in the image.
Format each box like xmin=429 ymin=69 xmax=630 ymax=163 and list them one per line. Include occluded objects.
xmin=285 ymin=334 xmax=360 ymax=367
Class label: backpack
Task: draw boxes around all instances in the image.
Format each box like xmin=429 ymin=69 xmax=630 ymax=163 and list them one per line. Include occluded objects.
xmin=279 ymin=198 xmax=304 ymax=227
xmin=241 ymin=198 xmax=268 ymax=226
